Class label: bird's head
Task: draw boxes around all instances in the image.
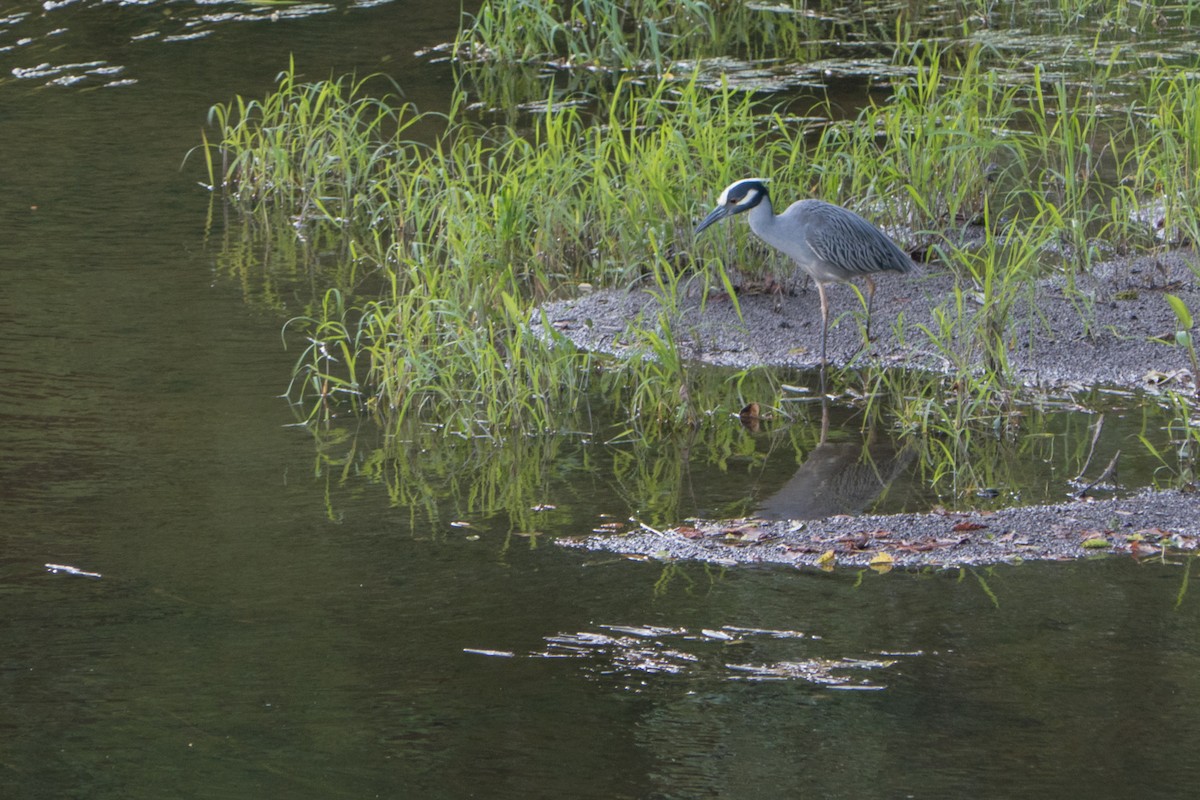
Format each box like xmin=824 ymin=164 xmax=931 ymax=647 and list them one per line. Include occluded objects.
xmin=694 ymin=178 xmax=770 ymax=235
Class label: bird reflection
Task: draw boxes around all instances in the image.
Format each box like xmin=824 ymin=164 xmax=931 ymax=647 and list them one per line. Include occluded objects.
xmin=756 ymin=400 xmax=916 ymax=521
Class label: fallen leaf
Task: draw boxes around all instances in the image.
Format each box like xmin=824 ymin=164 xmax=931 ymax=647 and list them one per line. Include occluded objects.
xmin=1129 ymin=540 xmax=1161 ymax=557
xmin=953 ymin=521 xmax=988 ymax=532
xmin=926 ymin=537 xmax=969 ymax=548
xmin=869 ymin=552 xmax=894 ymax=573
xmin=846 ymin=529 xmax=892 ymax=539
xmin=745 ymin=530 xmax=778 ymax=543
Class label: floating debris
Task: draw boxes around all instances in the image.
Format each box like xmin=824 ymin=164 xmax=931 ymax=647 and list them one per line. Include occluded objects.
xmin=726 ymin=656 xmax=897 ymax=687
xmin=45 ymin=563 xmax=102 ymax=579
xmin=463 ymin=648 xmax=515 ymax=658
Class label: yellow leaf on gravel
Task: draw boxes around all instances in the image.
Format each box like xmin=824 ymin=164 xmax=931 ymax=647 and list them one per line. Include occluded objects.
xmin=869 ymin=552 xmax=895 ymax=574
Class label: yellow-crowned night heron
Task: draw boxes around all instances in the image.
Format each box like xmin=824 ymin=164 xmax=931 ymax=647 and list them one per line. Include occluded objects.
xmin=695 ymin=178 xmax=914 ymax=365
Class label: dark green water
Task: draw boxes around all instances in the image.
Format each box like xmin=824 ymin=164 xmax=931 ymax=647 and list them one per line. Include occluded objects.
xmin=4 ymin=2 xmax=1200 ymax=797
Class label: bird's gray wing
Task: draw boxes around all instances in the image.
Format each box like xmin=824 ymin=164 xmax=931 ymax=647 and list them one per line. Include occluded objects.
xmin=799 ymin=201 xmax=913 ymax=277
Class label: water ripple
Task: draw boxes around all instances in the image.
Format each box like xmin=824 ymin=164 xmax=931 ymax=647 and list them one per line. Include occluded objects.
xmin=0 ymin=0 xmax=393 ymax=88
xmin=468 ymin=623 xmax=916 ymax=690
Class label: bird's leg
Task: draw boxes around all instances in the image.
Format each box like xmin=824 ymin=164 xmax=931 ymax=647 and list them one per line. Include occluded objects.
xmin=818 ymin=281 xmax=830 ymax=367
xmin=864 ymin=275 xmax=877 ymax=345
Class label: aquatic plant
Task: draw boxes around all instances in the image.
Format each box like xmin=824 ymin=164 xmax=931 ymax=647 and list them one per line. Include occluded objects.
xmin=454 ymin=0 xmax=855 ymax=75
xmin=202 ymin=0 xmax=1200 ymax=482
xmin=1166 ymin=293 xmax=1200 ymax=388
xmin=207 ymin=66 xmax=811 ymax=434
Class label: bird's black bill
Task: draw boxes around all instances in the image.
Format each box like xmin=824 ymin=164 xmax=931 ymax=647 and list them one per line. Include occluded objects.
xmin=694 ymin=204 xmax=733 ymax=236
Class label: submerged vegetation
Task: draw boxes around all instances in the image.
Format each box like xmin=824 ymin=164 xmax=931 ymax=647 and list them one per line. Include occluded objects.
xmin=202 ymin=0 xmax=1200 ymax=510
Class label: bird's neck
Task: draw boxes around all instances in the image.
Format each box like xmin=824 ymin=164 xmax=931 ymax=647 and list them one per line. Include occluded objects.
xmin=746 ymin=195 xmax=784 ymax=248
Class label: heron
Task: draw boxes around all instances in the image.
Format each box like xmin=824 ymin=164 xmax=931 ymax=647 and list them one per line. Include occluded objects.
xmin=694 ymin=178 xmax=914 ymax=365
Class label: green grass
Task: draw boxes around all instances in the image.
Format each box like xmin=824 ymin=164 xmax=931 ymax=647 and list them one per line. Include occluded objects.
xmin=455 ymin=0 xmax=848 ymax=75
xmin=199 ymin=2 xmax=1200 ymax=497
xmin=206 ymin=67 xmax=815 ymax=435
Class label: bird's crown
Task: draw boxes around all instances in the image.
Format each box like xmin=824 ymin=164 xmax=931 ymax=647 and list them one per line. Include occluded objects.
xmin=717 ymin=177 xmax=770 ymax=208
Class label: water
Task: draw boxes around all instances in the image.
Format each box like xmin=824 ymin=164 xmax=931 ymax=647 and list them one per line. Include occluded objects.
xmin=4 ymin=1 xmax=1200 ymax=797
